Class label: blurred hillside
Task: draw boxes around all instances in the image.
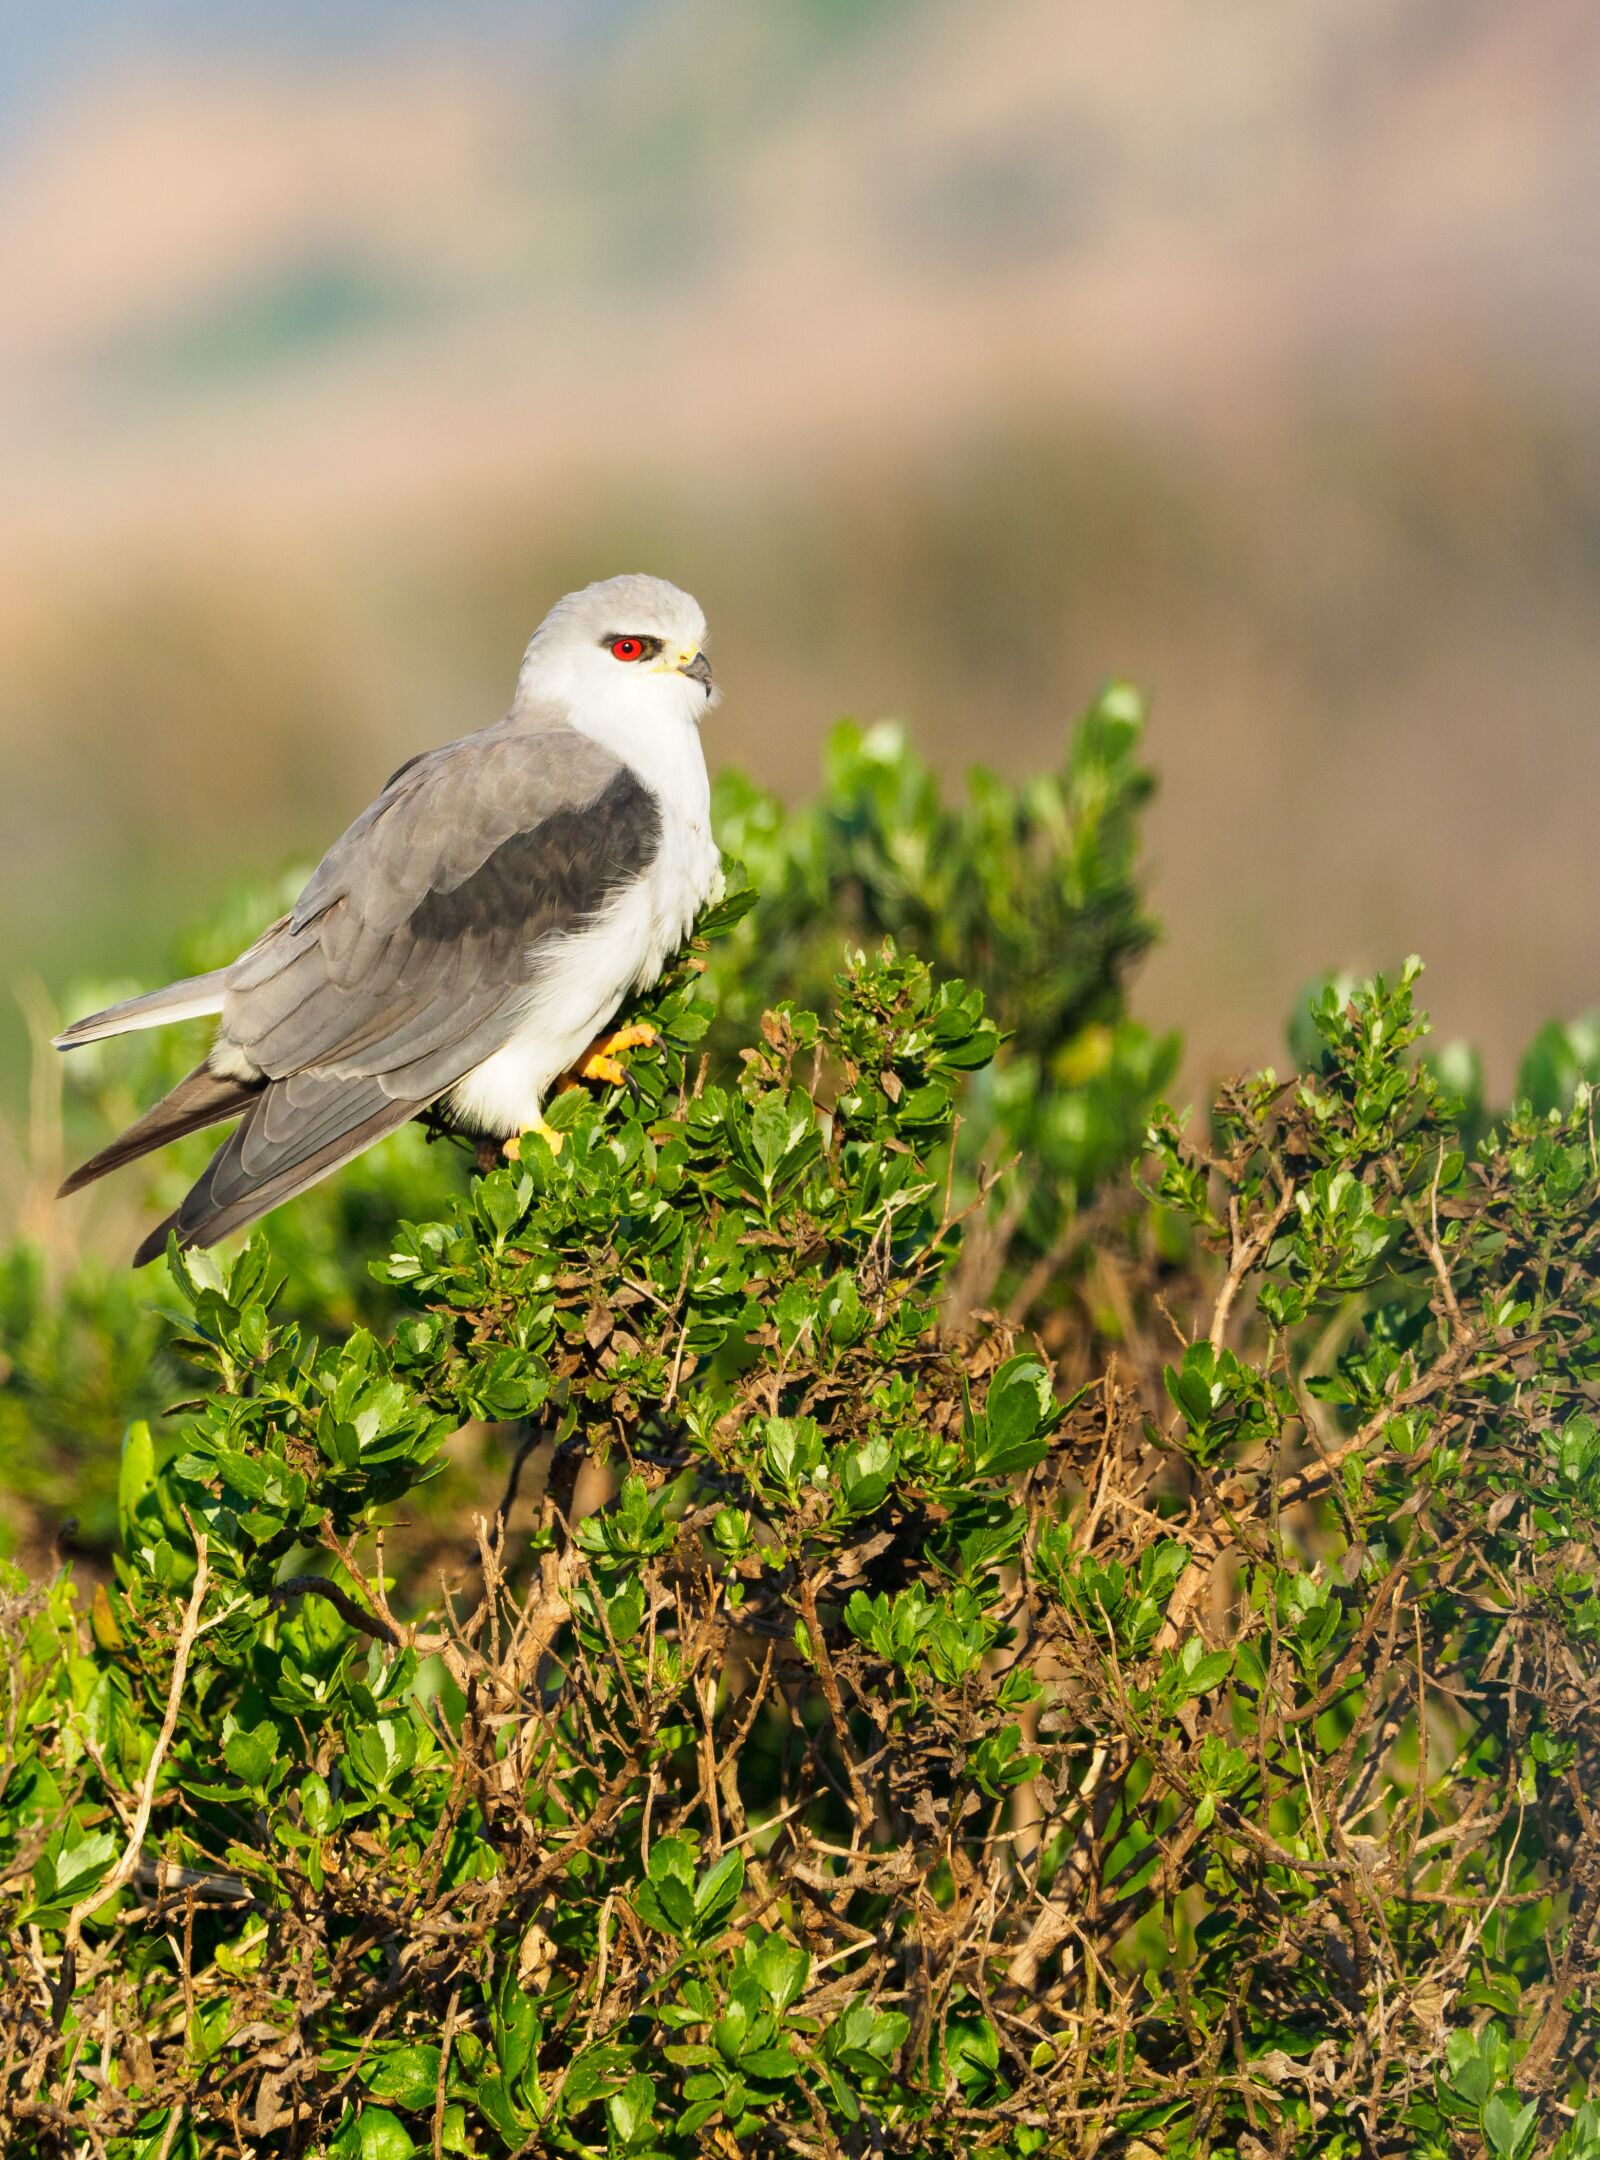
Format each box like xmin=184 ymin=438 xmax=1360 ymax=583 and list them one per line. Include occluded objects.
xmin=3 ymin=0 xmax=1599 ymax=1143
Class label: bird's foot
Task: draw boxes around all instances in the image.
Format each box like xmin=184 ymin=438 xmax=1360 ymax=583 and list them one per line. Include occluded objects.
xmin=563 ymin=1022 xmax=660 ymax=1091
xmin=501 ymin=1121 xmax=564 ymax=1162
xmin=478 ymin=1124 xmax=564 ymax=1171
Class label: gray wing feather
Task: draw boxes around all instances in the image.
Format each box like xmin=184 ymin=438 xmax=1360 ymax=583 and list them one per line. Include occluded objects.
xmin=225 ymin=720 xmax=659 ymax=1090
xmin=52 ymin=968 xmax=230 ymax=1049
xmin=287 ymin=724 xmax=618 ymax=941
xmin=135 ymin=1080 xmax=417 ymax=1264
xmin=59 ymin=1060 xmax=259 ymax=1197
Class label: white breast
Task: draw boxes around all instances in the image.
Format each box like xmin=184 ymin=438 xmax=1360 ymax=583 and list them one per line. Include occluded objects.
xmin=446 ymin=762 xmax=719 ymax=1139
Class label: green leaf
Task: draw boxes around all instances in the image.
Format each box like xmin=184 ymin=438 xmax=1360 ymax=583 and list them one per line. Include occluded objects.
xmin=987 ymin=1357 xmax=1055 ymax=1451
xmin=1172 ymin=1637 xmax=1233 ymax=1700
xmin=749 ymin=1933 xmax=810 ymax=2011
xmin=473 ymin=2075 xmax=524 ymax=2143
xmin=361 ymin=2045 xmax=442 ymax=2113
xmin=29 ymin=1827 xmax=119 ymax=1920
xmin=693 ymin=1848 xmax=745 ymax=1929
xmin=606 ymin=2072 xmax=657 ymax=2150
xmin=1483 ymin=2093 xmax=1538 ymax=2160
xmin=117 ymin=1419 xmax=156 ymax=1547
xmin=223 ymin=1720 xmax=281 ymax=1792
xmin=344 ymin=2106 xmax=416 ymax=2160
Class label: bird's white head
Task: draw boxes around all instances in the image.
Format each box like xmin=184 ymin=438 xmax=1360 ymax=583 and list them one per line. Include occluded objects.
xmin=514 ymin=574 xmax=718 ymax=732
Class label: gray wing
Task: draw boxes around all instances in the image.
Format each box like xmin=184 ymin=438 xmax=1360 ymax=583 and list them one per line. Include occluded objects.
xmin=225 ymin=718 xmax=659 ymax=1092
xmin=136 ymin=720 xmax=662 ymax=1262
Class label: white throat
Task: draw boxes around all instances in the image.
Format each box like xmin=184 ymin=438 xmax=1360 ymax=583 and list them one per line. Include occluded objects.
xmin=524 ymin=666 xmax=711 ymax=827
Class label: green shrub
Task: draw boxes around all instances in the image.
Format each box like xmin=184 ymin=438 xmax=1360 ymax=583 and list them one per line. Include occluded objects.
xmin=1 ymin=698 xmax=1597 ymax=2157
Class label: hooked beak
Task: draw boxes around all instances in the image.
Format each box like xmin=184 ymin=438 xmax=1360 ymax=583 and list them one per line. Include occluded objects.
xmin=678 ymin=649 xmax=715 ymax=693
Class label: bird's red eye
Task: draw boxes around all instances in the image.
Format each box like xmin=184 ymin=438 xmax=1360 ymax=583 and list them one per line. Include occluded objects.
xmin=610 ymin=636 xmax=644 ymax=662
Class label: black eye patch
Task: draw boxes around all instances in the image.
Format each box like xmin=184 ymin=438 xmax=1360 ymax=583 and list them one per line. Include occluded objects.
xmin=599 ymin=632 xmax=664 ymax=659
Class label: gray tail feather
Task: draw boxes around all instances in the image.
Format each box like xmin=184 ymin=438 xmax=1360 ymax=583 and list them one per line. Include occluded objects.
xmin=53 ymin=970 xmax=230 ymax=1050
xmin=59 ymin=1060 xmax=262 ymax=1199
xmin=133 ymin=1088 xmax=424 ymax=1267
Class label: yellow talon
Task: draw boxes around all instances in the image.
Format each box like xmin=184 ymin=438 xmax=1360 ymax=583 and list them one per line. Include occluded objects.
xmin=584 ymin=1021 xmax=659 ymax=1076
xmin=581 ymin=1053 xmax=628 ymax=1087
xmin=505 ymin=1122 xmax=564 ymax=1160
xmin=573 ymin=1022 xmax=660 ymax=1088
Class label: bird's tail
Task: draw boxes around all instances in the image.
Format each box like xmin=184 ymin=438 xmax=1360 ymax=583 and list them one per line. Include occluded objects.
xmin=53 ymin=970 xmax=229 ymax=1051
xmin=58 ymin=1059 xmax=261 ymax=1199
xmin=132 ymin=1076 xmax=422 ymax=1266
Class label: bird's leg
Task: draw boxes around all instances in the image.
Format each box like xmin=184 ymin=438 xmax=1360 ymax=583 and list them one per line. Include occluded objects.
xmin=561 ymin=1022 xmax=660 ymax=1092
xmin=485 ymin=1031 xmax=658 ymax=1176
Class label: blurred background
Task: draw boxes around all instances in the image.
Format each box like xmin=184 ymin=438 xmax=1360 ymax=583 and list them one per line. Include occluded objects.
xmin=3 ymin=0 xmax=1599 ymax=1166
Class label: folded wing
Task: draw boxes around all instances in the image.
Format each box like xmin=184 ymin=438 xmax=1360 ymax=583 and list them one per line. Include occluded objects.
xmin=105 ymin=718 xmax=661 ymax=1262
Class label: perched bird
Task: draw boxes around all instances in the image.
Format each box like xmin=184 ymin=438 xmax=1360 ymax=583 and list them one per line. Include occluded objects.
xmin=55 ymin=574 xmax=722 ymax=1265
